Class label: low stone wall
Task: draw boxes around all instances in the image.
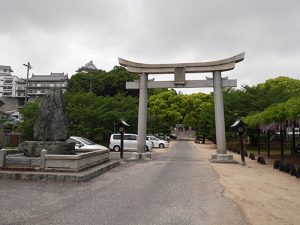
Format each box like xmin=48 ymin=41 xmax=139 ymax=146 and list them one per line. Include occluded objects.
xmin=19 ymin=141 xmax=75 ymax=157
xmin=0 ymin=160 xmax=120 ymax=182
xmin=41 ymin=149 xmax=110 ymax=172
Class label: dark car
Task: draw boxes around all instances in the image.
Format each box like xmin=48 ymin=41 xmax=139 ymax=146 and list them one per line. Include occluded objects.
xmin=169 ymin=133 xmax=177 ymax=139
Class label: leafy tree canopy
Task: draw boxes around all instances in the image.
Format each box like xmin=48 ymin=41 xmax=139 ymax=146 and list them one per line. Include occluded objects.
xmin=256 ymin=76 xmax=300 ymax=109
xmin=148 ymin=90 xmax=183 ymax=128
xmin=244 ymin=95 xmax=300 ymax=129
xmin=17 ymin=73 xmax=300 ymax=143
xmin=64 ymin=92 xmax=138 ymax=141
xmin=148 ymin=90 xmax=215 ymax=138
xmin=68 ymin=66 xmax=139 ymax=97
xmin=17 ymin=101 xmax=39 ymax=141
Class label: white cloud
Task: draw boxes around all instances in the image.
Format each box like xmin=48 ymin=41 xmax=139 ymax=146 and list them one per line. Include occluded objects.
xmin=1 ymin=0 xmax=300 ymax=92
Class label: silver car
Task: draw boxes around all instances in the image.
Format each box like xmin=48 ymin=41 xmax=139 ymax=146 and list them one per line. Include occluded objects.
xmin=67 ymin=136 xmax=108 ymax=151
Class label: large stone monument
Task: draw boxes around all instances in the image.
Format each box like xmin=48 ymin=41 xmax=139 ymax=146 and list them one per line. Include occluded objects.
xmin=19 ymin=88 xmax=75 ymax=157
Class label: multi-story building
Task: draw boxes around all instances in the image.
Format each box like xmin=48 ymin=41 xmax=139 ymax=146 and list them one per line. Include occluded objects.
xmin=15 ymin=79 xmax=25 ymax=98
xmin=0 ymin=65 xmax=21 ymax=98
xmin=1 ymin=64 xmax=69 ymax=111
xmin=16 ymin=72 xmax=69 ymax=98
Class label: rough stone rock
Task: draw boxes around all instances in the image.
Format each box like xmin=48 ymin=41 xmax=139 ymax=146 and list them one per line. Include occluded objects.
xmin=19 ymin=141 xmax=75 ymax=157
xmin=257 ymin=156 xmax=266 ymax=165
xmin=34 ymin=88 xmax=70 ymax=141
xmin=249 ymin=152 xmax=256 ymax=160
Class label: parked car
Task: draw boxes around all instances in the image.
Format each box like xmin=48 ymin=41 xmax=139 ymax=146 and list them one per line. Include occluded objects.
xmin=146 ymin=136 xmax=169 ymax=148
xmin=109 ymin=133 xmax=153 ymax=152
xmin=67 ymin=136 xmax=108 ymax=151
xmin=169 ymin=132 xmax=177 ymax=139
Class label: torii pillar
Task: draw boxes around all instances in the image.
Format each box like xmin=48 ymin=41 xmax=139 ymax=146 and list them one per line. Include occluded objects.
xmin=211 ymin=71 xmax=231 ymax=162
xmin=119 ymin=52 xmax=245 ymax=162
xmin=137 ymin=73 xmax=148 ymax=154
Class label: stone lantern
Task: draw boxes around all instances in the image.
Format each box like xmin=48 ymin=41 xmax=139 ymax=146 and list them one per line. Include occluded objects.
xmin=231 ymin=119 xmax=247 ymax=165
xmin=115 ymin=120 xmax=130 ymax=159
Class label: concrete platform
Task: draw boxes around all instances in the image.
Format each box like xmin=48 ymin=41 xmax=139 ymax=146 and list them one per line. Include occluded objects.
xmin=210 ymin=153 xmax=238 ymax=163
xmin=128 ymin=152 xmax=152 ymax=160
xmin=0 ymin=160 xmax=120 ymax=182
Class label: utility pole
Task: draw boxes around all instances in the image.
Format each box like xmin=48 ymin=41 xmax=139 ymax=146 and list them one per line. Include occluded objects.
xmin=23 ymin=62 xmax=32 ymax=104
xmin=89 ymin=73 xmax=92 ymax=93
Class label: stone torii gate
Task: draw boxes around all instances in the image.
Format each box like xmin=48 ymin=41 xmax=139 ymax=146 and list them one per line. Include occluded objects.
xmin=119 ymin=52 xmax=245 ymax=162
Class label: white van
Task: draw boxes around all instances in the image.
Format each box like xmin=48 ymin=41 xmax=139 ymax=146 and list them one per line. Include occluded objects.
xmin=109 ymin=133 xmax=153 ymax=152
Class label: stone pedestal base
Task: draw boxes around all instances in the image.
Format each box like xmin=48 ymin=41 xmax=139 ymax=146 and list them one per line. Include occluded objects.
xmin=210 ymin=153 xmax=237 ymax=163
xmin=19 ymin=141 xmax=75 ymax=157
xmin=128 ymin=152 xmax=152 ymax=161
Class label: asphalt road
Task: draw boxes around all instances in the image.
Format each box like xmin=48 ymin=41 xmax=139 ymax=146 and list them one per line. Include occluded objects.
xmin=0 ymin=141 xmax=246 ymax=225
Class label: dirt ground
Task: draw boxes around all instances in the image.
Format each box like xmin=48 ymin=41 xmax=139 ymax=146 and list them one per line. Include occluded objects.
xmin=194 ymin=142 xmax=300 ymax=225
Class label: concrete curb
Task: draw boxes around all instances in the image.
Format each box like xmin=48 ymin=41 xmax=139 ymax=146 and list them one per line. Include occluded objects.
xmin=0 ymin=160 xmax=120 ymax=182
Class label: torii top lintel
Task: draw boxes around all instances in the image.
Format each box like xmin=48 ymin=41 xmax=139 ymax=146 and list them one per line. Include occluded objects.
xmin=118 ymin=52 xmax=245 ymax=74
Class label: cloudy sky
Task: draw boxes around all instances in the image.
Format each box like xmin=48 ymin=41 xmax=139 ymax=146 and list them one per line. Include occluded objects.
xmin=1 ymin=0 xmax=300 ymax=93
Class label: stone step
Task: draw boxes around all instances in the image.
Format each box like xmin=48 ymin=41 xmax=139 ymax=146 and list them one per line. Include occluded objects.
xmin=0 ymin=160 xmax=120 ymax=182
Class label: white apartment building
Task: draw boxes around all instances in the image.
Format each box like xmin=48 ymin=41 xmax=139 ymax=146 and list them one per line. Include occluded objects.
xmin=0 ymin=65 xmax=21 ymax=97
xmin=1 ymin=66 xmax=68 ymax=98
xmin=0 ymin=65 xmax=69 ymax=112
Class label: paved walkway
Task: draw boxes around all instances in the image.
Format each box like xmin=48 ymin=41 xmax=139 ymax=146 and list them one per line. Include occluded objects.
xmin=0 ymin=141 xmax=246 ymax=225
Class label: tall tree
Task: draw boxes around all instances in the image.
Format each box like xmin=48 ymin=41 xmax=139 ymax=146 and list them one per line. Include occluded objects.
xmin=148 ymin=90 xmax=215 ymax=137
xmin=67 ymin=66 xmax=139 ymax=97
xmin=17 ymin=101 xmax=39 ymax=141
xmin=64 ymin=92 xmax=138 ymax=141
xmin=182 ymin=94 xmax=215 ymax=140
xmin=148 ymin=90 xmax=183 ymax=130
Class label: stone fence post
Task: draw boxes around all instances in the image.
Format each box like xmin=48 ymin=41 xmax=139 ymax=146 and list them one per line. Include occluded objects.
xmin=0 ymin=149 xmax=6 ymax=168
xmin=40 ymin=149 xmax=47 ymax=170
